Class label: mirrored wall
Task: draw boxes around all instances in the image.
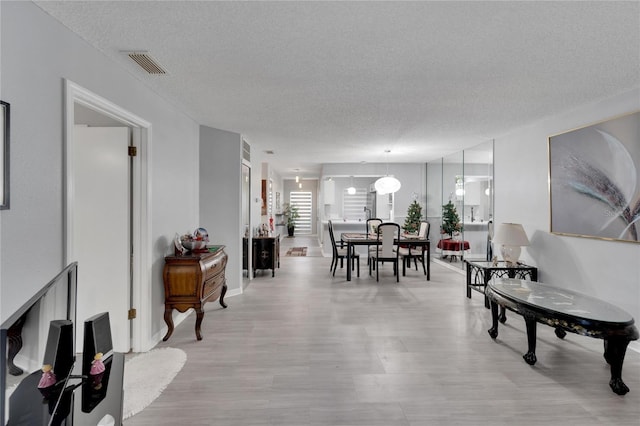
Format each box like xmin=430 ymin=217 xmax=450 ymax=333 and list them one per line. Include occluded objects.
xmin=426 ymin=140 xmax=494 ymax=269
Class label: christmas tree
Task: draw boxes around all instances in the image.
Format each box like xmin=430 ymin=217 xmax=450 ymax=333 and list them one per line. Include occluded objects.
xmin=441 ymin=201 xmax=462 ymax=237
xmin=403 ymin=201 xmax=423 ymax=234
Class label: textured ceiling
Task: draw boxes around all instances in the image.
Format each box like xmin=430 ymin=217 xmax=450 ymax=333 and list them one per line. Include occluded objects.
xmin=35 ymin=1 xmax=640 ymax=178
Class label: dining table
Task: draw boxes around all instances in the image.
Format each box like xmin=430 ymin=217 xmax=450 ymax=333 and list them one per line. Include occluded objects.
xmin=340 ymin=232 xmax=431 ymax=281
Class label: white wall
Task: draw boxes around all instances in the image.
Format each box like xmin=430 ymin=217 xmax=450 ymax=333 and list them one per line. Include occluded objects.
xmin=0 ymin=3 xmax=200 ymax=349
xmin=199 ymin=126 xmax=243 ymax=296
xmin=495 ymin=88 xmax=640 ymax=323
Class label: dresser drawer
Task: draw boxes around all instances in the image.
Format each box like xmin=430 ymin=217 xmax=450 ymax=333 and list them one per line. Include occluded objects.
xmin=203 ymin=276 xmax=224 ymax=300
xmin=203 ymin=252 xmax=227 ymax=280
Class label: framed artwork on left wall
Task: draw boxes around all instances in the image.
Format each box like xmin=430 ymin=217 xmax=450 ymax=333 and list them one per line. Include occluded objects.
xmin=0 ymin=101 xmax=9 ymax=210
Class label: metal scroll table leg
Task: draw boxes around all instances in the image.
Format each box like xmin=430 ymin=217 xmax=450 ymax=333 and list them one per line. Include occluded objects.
xmin=466 ymin=262 xmax=472 ymax=299
xmin=523 ymin=316 xmax=537 ymax=365
xmin=604 ymin=338 xmax=631 ymax=395
xmin=483 ymin=270 xmax=491 ymax=309
xmin=488 ymin=300 xmax=500 ymax=339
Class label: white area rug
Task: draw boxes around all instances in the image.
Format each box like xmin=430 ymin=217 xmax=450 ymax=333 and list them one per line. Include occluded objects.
xmin=122 ymin=347 xmax=187 ymax=420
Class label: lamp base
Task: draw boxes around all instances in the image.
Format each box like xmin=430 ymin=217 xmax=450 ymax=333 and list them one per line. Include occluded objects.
xmin=500 ymin=245 xmax=521 ymax=266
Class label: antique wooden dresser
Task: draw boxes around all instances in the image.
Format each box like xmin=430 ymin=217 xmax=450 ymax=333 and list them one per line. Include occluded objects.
xmin=162 ymin=246 xmax=227 ymax=341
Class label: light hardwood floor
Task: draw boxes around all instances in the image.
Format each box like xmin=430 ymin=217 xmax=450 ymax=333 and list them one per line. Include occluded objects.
xmin=126 ymin=235 xmax=640 ymax=425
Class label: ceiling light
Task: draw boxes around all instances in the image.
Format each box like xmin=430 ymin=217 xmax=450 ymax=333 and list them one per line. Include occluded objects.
xmin=455 ymin=177 xmax=465 ymax=199
xmin=374 ymin=150 xmax=401 ymax=194
xmin=346 ymin=176 xmax=356 ymax=195
xmin=375 ymin=176 xmax=401 ymax=195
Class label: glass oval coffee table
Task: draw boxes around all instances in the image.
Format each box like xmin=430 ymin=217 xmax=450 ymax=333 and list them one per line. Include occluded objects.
xmin=486 ymin=278 xmax=639 ymax=395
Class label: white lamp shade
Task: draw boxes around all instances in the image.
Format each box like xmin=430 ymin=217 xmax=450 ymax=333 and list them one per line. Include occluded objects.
xmin=493 ymin=223 xmax=529 ymax=264
xmin=346 ymin=186 xmax=356 ymax=195
xmin=374 ymin=176 xmax=401 ymax=194
xmin=492 ymin=223 xmax=530 ymax=246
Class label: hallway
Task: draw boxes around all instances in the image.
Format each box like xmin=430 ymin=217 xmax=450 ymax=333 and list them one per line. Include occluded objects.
xmin=128 ymin=239 xmax=640 ymax=425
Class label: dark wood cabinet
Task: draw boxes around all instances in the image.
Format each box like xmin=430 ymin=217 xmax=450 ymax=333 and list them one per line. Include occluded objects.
xmin=243 ymin=237 xmax=249 ymax=271
xmin=252 ymin=235 xmax=280 ymax=277
xmin=162 ymin=246 xmax=228 ymax=341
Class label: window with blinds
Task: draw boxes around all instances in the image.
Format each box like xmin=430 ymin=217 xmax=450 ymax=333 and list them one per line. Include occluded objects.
xmin=343 ymin=188 xmax=367 ymax=221
xmin=290 ymin=191 xmax=312 ymax=235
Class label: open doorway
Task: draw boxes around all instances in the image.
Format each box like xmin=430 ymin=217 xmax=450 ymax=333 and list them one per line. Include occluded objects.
xmin=64 ymin=80 xmax=152 ymax=353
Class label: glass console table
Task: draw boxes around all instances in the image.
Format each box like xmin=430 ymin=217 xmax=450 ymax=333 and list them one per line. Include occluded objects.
xmin=465 ymin=260 xmax=538 ymax=311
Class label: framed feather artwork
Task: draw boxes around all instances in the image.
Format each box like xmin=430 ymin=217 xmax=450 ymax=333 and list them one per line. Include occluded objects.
xmin=549 ymin=111 xmax=639 ymax=243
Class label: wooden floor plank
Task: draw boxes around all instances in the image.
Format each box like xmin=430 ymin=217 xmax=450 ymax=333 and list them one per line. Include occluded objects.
xmin=125 ymin=236 xmax=640 ymax=425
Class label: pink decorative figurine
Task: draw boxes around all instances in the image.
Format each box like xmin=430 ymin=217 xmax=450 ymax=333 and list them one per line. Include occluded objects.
xmin=37 ymin=364 xmax=56 ymax=388
xmin=90 ymin=352 xmax=106 ymax=375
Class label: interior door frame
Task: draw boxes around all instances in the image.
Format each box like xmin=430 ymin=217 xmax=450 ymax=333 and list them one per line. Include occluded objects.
xmin=241 ymin=159 xmax=252 ymax=285
xmin=64 ymin=80 xmax=152 ymax=352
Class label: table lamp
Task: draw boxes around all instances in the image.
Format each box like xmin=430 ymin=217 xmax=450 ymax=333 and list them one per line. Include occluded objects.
xmin=492 ymin=223 xmax=529 ymax=265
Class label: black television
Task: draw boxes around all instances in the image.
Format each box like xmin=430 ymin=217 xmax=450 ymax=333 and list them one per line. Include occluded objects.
xmin=0 ymin=262 xmax=78 ymax=425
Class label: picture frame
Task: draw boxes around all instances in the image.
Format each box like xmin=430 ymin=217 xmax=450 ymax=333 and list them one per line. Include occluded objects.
xmin=0 ymin=101 xmax=8 ymax=210
xmin=548 ymin=111 xmax=639 ymax=243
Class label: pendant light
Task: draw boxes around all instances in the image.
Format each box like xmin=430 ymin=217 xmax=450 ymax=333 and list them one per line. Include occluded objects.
xmin=374 ymin=150 xmax=401 ymax=194
xmin=346 ymin=176 xmax=356 ymax=195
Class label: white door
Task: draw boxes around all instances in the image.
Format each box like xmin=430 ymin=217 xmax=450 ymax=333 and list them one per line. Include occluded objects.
xmin=73 ymin=126 xmax=130 ymax=353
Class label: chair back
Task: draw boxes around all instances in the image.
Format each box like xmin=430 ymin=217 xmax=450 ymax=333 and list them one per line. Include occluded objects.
xmin=366 ymin=218 xmax=383 ymax=235
xmin=328 ymin=220 xmax=338 ymax=254
xmin=327 ymin=221 xmax=336 ymax=251
xmin=418 ymin=221 xmax=430 ymax=239
xmin=377 ymin=223 xmax=400 ymax=258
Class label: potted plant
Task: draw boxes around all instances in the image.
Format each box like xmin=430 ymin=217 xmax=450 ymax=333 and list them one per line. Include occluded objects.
xmin=283 ymin=203 xmax=300 ymax=237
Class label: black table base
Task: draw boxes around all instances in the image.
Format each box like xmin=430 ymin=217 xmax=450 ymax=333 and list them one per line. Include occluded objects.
xmin=486 ymin=281 xmax=638 ymax=396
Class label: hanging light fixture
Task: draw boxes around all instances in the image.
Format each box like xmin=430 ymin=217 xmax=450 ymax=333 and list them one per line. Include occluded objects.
xmin=346 ymin=176 xmax=356 ymax=195
xmin=455 ymin=176 xmax=465 ymax=199
xmin=374 ymin=150 xmax=401 ymax=194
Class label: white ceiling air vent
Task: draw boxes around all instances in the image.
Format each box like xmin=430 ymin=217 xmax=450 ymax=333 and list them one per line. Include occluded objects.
xmin=125 ymin=51 xmax=167 ymax=75
xmin=242 ymin=140 xmax=250 ymax=162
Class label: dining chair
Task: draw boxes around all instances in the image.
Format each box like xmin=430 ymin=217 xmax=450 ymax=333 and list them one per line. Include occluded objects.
xmin=328 ymin=220 xmax=360 ymax=277
xmin=398 ymin=221 xmax=430 ymax=276
xmin=369 ymin=222 xmax=401 ymax=282
xmin=365 ymin=218 xmax=383 ymax=269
